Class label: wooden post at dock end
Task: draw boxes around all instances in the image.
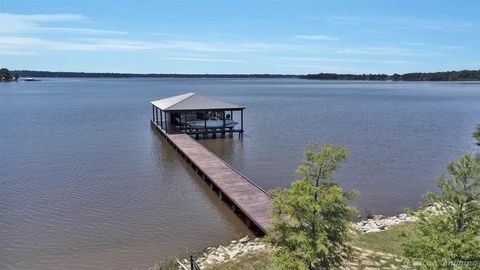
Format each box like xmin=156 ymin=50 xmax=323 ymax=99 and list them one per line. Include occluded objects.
xmin=152 ymin=105 xmax=155 ymax=123
xmin=230 ymin=110 xmax=234 ymax=136
xmin=240 ymin=109 xmax=244 ymax=138
xmin=222 ymin=111 xmax=226 ymax=138
xmin=164 ymin=111 xmax=168 ymax=133
xmin=204 ymin=110 xmax=207 ymax=139
xmin=160 ymin=108 xmax=163 ymax=129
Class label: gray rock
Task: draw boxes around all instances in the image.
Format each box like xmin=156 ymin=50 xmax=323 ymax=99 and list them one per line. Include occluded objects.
xmin=239 ymin=236 xmax=250 ymax=243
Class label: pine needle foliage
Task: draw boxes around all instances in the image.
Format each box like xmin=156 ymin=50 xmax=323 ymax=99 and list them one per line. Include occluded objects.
xmin=403 ymin=153 xmax=480 ymax=270
xmin=266 ymin=144 xmax=358 ymax=270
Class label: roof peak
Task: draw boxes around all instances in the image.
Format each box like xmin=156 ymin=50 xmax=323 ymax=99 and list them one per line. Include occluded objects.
xmin=150 ymin=92 xmax=244 ymax=111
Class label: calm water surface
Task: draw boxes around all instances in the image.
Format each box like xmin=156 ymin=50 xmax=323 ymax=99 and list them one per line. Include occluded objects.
xmin=1 ymin=78 xmax=479 ymax=269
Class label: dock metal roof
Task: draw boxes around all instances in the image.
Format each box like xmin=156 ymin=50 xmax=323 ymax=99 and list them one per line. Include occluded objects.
xmin=150 ymin=92 xmax=244 ymax=111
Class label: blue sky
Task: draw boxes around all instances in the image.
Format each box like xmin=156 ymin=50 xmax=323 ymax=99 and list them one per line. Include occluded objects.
xmin=1 ymin=0 xmax=479 ymax=74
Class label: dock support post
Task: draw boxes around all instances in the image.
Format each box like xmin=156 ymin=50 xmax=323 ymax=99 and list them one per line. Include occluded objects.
xmin=230 ymin=109 xmax=233 ymax=136
xmin=152 ymin=105 xmax=155 ymax=123
xmin=222 ymin=111 xmax=226 ymax=138
xmin=203 ymin=110 xmax=207 ymax=139
xmin=160 ymin=109 xmax=163 ymax=129
xmin=240 ymin=109 xmax=244 ymax=138
xmin=164 ymin=111 xmax=168 ymax=133
xmin=219 ymin=190 xmax=223 ymax=200
xmin=246 ymin=219 xmax=252 ymax=228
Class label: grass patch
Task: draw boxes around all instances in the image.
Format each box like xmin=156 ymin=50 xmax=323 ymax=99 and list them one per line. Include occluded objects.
xmin=352 ymin=221 xmax=419 ymax=255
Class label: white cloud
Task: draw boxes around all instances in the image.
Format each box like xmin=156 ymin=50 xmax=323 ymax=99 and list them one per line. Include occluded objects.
xmin=3 ymin=13 xmax=87 ymax=22
xmin=149 ymin=32 xmax=188 ymax=38
xmin=36 ymin=27 xmax=126 ymax=35
xmin=0 ymin=37 xmax=153 ymax=53
xmin=328 ymin=15 xmax=476 ymax=31
xmin=403 ymin=42 xmax=466 ymax=51
xmin=167 ymin=57 xmax=245 ymax=63
xmin=0 ymin=13 xmax=294 ymax=54
xmin=275 ymin=57 xmax=415 ymax=65
xmin=335 ymin=46 xmax=437 ymax=57
xmin=292 ymin=35 xmax=336 ymax=41
xmin=0 ymin=35 xmax=293 ymax=55
xmin=0 ymin=13 xmax=124 ymax=34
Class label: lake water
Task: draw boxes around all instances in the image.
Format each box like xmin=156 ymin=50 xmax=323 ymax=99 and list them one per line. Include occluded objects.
xmin=1 ymin=78 xmax=479 ymax=270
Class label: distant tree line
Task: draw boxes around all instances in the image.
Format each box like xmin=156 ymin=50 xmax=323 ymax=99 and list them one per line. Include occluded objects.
xmin=398 ymin=70 xmax=480 ymax=81
xmin=301 ymin=69 xmax=480 ymax=81
xmin=0 ymin=68 xmax=19 ymax=82
xmin=9 ymin=69 xmax=480 ymax=81
xmin=13 ymin=70 xmax=297 ymax=79
xmin=300 ymin=73 xmax=389 ymax=80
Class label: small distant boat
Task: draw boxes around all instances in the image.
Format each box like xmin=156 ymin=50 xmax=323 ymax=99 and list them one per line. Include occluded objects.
xmin=24 ymin=77 xmax=41 ymax=81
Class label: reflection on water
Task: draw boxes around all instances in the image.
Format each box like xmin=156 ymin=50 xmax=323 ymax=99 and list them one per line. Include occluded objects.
xmin=1 ymin=78 xmax=479 ymax=270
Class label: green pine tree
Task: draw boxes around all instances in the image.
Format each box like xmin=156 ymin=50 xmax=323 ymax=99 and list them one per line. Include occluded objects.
xmin=266 ymin=144 xmax=358 ymax=270
xmin=403 ymin=153 xmax=480 ymax=269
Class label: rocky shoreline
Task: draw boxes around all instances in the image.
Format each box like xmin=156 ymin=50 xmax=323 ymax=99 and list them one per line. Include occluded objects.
xmin=352 ymin=213 xmax=418 ymax=233
xmin=177 ymin=214 xmax=416 ymax=269
xmin=172 ymin=205 xmax=442 ymax=269
xmin=353 ymin=204 xmax=442 ymax=233
xmin=176 ymin=236 xmax=267 ymax=269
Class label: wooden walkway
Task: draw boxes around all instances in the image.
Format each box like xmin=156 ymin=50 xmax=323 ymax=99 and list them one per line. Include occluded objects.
xmin=152 ymin=121 xmax=272 ymax=235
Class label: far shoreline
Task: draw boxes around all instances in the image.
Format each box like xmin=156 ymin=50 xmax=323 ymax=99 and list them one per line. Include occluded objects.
xmin=9 ymin=69 xmax=480 ymax=81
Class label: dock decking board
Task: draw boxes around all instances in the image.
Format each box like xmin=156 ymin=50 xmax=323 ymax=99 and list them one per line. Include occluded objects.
xmin=152 ymin=121 xmax=273 ymax=234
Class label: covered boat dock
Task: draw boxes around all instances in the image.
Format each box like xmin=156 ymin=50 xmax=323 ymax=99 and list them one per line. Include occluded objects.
xmin=150 ymin=92 xmax=244 ymax=138
xmin=150 ymin=93 xmax=272 ymax=235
